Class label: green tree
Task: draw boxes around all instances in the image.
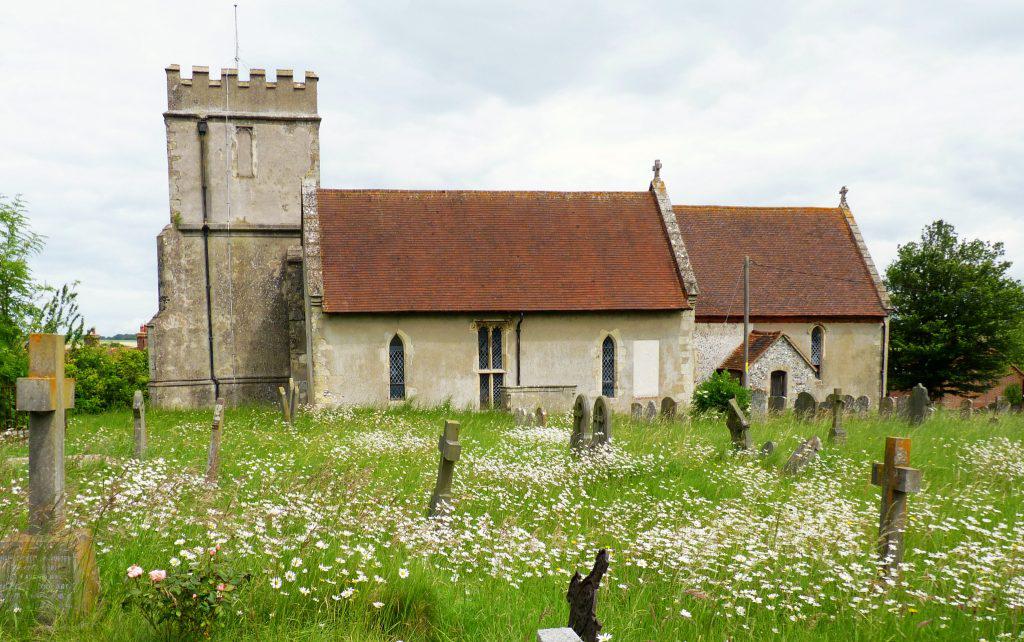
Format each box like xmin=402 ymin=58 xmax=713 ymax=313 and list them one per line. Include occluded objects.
xmin=885 ymin=220 xmax=1024 ymax=398
xmin=691 ymin=370 xmax=751 ymax=416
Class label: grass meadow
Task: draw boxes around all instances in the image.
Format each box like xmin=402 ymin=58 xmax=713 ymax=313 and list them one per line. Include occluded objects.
xmin=0 ymin=403 xmax=1020 ymax=641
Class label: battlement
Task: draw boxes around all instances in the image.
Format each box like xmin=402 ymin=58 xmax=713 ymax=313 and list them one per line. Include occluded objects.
xmin=166 ymin=65 xmax=317 ymax=115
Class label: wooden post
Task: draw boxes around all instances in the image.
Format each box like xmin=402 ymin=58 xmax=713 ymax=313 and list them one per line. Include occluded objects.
xmin=567 ymin=549 xmax=610 ymax=642
xmin=278 ymin=386 xmax=292 ymax=424
xmin=871 ymin=437 xmax=922 ymax=575
xmin=428 ymin=420 xmax=461 ymax=516
xmin=742 ymin=255 xmax=750 ymax=388
xmin=132 ymin=390 xmax=146 ymax=460
xmin=205 ymin=398 xmax=225 ymax=484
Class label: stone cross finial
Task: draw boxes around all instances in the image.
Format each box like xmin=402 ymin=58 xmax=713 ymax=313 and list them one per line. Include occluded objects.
xmin=839 ymin=185 xmax=848 ymax=207
xmin=132 ymin=390 xmax=146 ymax=460
xmin=567 ymin=549 xmax=610 ymax=642
xmin=205 ymin=398 xmax=225 ymax=484
xmin=726 ymin=397 xmax=751 ymax=450
xmin=652 ymin=159 xmax=662 ymax=180
xmin=16 ymin=334 xmax=75 ymax=532
xmin=429 ymin=420 xmax=461 ymax=516
xmin=871 ymin=437 xmax=922 ymax=574
xmin=571 ymin=395 xmax=590 ymax=453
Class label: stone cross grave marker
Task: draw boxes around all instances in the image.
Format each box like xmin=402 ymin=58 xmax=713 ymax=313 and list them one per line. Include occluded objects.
xmin=660 ymin=396 xmax=677 ymax=421
xmin=829 ymin=388 xmax=847 ymax=444
xmin=205 ymin=398 xmax=225 ymax=484
xmin=783 ymin=436 xmax=822 ymax=474
xmin=768 ymin=395 xmax=787 ymax=414
xmin=726 ymin=397 xmax=751 ymax=451
xmin=750 ymin=389 xmax=767 ymax=419
xmin=644 ymin=400 xmax=657 ymax=421
xmin=794 ymin=391 xmax=816 ymax=422
xmin=535 ymin=407 xmax=548 ymax=427
xmin=428 ymin=420 xmax=462 ymax=516
xmin=591 ymin=397 xmax=612 ymax=445
xmin=629 ymin=402 xmax=642 ymax=421
xmin=132 ymin=390 xmax=146 ymax=460
xmin=959 ymin=399 xmax=973 ymax=420
xmin=871 ymin=437 xmax=922 ymax=575
xmin=566 ymin=549 xmax=609 ymax=642
xmin=571 ymin=395 xmax=590 ymax=453
xmin=879 ymin=396 xmax=895 ymax=419
xmin=908 ymin=384 xmax=930 ymax=424
xmin=2 ymin=333 xmax=98 ymax=618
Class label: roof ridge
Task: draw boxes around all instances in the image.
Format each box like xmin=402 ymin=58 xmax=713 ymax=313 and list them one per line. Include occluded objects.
xmin=318 ymin=188 xmax=651 ymax=197
xmin=673 ymin=204 xmax=841 ymax=212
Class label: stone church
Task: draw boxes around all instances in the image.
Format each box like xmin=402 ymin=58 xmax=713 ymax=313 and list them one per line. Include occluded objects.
xmin=147 ymin=66 xmax=891 ymax=411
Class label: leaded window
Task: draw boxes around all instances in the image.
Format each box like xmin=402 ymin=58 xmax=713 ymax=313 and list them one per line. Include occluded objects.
xmin=389 ymin=335 xmax=405 ymax=400
xmin=601 ymin=336 xmax=616 ymax=398
xmin=811 ymin=326 xmax=824 ymax=377
xmin=477 ymin=324 xmax=505 ymax=408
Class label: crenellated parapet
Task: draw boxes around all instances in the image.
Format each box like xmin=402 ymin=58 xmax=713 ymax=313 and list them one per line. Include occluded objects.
xmin=166 ymin=65 xmax=317 ymax=115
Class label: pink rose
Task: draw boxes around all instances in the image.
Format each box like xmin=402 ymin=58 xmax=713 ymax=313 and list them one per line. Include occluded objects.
xmin=216 ymin=583 xmax=227 ymax=592
xmin=149 ymin=569 xmax=167 ymax=583
xmin=126 ymin=564 xmax=144 ymax=579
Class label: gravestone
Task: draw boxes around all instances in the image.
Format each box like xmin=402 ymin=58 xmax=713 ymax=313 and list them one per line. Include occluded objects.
xmin=566 ymin=549 xmax=609 ymax=642
xmin=630 ymin=402 xmax=642 ymax=421
xmin=908 ymin=384 xmax=930 ymax=425
xmin=750 ymin=389 xmax=767 ymax=419
xmin=644 ymin=400 xmax=657 ymax=422
xmin=570 ymin=395 xmax=590 ymax=453
xmin=996 ymin=396 xmax=1011 ymax=414
xmin=591 ymin=397 xmax=612 ymax=445
xmin=535 ymin=407 xmax=548 ymax=427
xmin=794 ymin=392 xmax=817 ymax=421
xmin=537 ymin=629 xmax=583 ymax=642
xmin=132 ymin=390 xmax=146 ymax=460
xmin=879 ymin=396 xmax=895 ymax=419
xmin=1 ymin=333 xmax=98 ymax=618
xmin=660 ymin=396 xmax=677 ymax=421
xmin=783 ymin=436 xmax=822 ymax=474
xmin=428 ymin=420 xmax=462 ymax=516
xmin=854 ymin=396 xmax=870 ymax=416
xmin=205 ymin=399 xmax=225 ymax=484
xmin=278 ymin=381 xmax=293 ymax=424
xmin=816 ymin=401 xmax=831 ymax=417
xmin=895 ymin=396 xmax=908 ymax=418
xmin=760 ymin=440 xmax=776 ymax=456
xmin=726 ymin=398 xmax=751 ymax=451
xmin=829 ymin=388 xmax=847 ymax=444
xmin=959 ymin=399 xmax=973 ymax=420
xmin=871 ymin=437 xmax=922 ymax=575
xmin=768 ymin=396 xmax=787 ymax=414
xmin=843 ymin=394 xmax=855 ymax=410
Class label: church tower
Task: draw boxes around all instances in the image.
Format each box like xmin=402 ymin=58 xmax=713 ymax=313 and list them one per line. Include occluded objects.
xmin=147 ymin=65 xmax=320 ymax=407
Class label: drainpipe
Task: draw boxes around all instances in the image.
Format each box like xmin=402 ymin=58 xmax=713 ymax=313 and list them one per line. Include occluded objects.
xmin=198 ymin=119 xmax=219 ymax=399
xmin=880 ymin=317 xmax=889 ymax=399
xmin=515 ymin=312 xmax=525 ymax=385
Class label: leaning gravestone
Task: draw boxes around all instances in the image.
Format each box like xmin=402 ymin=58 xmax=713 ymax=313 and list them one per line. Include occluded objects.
xmin=1 ymin=334 xmax=98 ymax=619
xmin=726 ymin=398 xmax=752 ymax=451
xmin=660 ymin=396 xmax=677 ymax=421
xmin=959 ymin=399 xmax=973 ymax=420
xmin=644 ymin=400 xmax=657 ymax=422
xmin=570 ymin=395 xmax=590 ymax=453
xmin=566 ymin=549 xmax=609 ymax=642
xmin=205 ymin=398 xmax=225 ymax=484
xmin=630 ymin=402 xmax=642 ymax=421
xmin=783 ymin=436 xmax=823 ymax=474
xmin=428 ymin=420 xmax=462 ymax=516
xmin=871 ymin=436 xmax=922 ymax=575
xmin=908 ymin=384 xmax=930 ymax=425
xmin=750 ymin=389 xmax=767 ymax=419
xmin=854 ymin=396 xmax=870 ymax=416
xmin=829 ymin=388 xmax=847 ymax=444
xmin=760 ymin=441 xmax=776 ymax=456
xmin=879 ymin=396 xmax=895 ymax=419
xmin=794 ymin=391 xmax=817 ymax=421
xmin=132 ymin=390 xmax=146 ymax=460
xmin=592 ymin=397 xmax=612 ymax=445
xmin=768 ymin=396 xmax=787 ymax=414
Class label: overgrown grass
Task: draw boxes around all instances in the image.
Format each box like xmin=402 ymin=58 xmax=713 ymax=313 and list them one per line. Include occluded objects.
xmin=0 ymin=404 xmax=1020 ymax=640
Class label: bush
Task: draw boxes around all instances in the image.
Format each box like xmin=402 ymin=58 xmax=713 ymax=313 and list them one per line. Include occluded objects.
xmin=1005 ymin=383 xmax=1023 ymax=406
xmin=691 ymin=370 xmax=751 ymax=416
xmin=65 ymin=346 xmax=148 ymax=413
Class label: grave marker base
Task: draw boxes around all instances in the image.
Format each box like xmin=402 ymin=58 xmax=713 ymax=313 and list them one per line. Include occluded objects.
xmin=0 ymin=529 xmax=99 ymax=620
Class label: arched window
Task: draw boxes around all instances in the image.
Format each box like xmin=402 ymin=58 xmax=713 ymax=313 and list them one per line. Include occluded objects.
xmin=389 ymin=335 xmax=405 ymax=400
xmin=810 ymin=326 xmax=824 ymax=377
xmin=601 ymin=336 xmax=616 ymax=398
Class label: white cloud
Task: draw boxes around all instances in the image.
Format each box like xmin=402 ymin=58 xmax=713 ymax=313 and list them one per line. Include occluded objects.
xmin=1 ymin=0 xmax=1022 ymax=332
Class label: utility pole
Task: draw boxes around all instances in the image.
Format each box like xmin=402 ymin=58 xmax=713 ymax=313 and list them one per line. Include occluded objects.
xmin=742 ymin=255 xmax=750 ymax=388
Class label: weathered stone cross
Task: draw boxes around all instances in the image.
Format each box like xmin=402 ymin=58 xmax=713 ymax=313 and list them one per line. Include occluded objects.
xmin=726 ymin=397 xmax=751 ymax=451
xmin=871 ymin=437 xmax=922 ymax=575
xmin=428 ymin=420 xmax=461 ymax=516
xmin=15 ymin=334 xmax=75 ymax=532
xmin=132 ymin=390 xmax=146 ymax=460
xmin=652 ymin=159 xmax=662 ymax=180
xmin=829 ymin=387 xmax=847 ymax=444
xmin=570 ymin=395 xmax=590 ymax=454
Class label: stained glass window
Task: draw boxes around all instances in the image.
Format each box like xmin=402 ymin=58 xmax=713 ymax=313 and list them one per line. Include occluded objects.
xmin=811 ymin=326 xmax=824 ymax=374
xmin=601 ymin=336 xmax=616 ymax=398
xmin=389 ymin=335 xmax=405 ymax=400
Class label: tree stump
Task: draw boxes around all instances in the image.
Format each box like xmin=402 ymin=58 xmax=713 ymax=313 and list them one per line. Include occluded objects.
xmin=567 ymin=549 xmax=609 ymax=642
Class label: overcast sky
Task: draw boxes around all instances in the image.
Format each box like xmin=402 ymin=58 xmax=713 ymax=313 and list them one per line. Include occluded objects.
xmin=2 ymin=1 xmax=1022 ymax=334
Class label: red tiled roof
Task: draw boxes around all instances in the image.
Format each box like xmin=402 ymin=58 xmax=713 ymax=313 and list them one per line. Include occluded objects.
xmin=317 ymin=189 xmax=689 ymax=313
xmin=720 ymin=331 xmax=781 ymax=371
xmin=674 ymin=206 xmax=887 ymax=318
